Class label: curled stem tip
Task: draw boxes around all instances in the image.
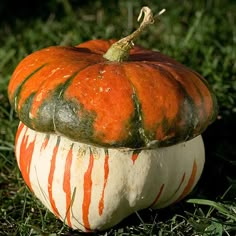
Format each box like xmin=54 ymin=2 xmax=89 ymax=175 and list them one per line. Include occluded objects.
xmin=103 ymin=6 xmax=165 ymax=62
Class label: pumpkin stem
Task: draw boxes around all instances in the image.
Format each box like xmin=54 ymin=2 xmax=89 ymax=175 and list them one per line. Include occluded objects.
xmin=103 ymin=6 xmax=165 ymax=62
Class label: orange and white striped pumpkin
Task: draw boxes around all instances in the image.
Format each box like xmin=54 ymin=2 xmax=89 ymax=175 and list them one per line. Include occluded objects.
xmin=9 ymin=7 xmax=217 ymax=232
xmin=15 ymin=122 xmax=205 ymax=231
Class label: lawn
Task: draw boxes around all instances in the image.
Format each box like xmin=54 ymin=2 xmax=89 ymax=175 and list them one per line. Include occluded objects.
xmin=0 ymin=0 xmax=236 ymax=235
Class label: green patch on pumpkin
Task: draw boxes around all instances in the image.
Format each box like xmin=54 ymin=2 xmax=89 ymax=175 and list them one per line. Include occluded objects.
xmin=11 ymin=64 xmax=47 ymax=111
xmin=18 ymin=93 xmax=35 ymax=129
xmin=53 ymin=98 xmax=97 ymax=144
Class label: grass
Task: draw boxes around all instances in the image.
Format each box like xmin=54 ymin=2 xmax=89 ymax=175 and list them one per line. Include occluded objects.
xmin=0 ymin=0 xmax=236 ymax=235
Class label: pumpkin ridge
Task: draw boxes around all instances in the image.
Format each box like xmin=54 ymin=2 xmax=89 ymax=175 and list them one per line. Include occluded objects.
xmin=148 ymin=63 xmax=198 ymax=143
xmin=121 ymin=64 xmax=149 ymax=148
xmin=20 ymin=71 xmax=79 ymax=132
xmin=52 ymin=63 xmax=114 ymax=145
xmin=29 ymin=61 xmax=100 ymax=120
xmin=52 ymin=71 xmax=80 ymax=131
xmin=26 ymin=61 xmax=106 ymax=134
xmin=11 ymin=63 xmax=47 ymax=111
xmin=133 ymin=89 xmax=150 ymax=146
xmin=147 ymin=62 xmax=208 ymax=142
xmin=186 ymin=74 xmax=208 ymax=132
xmin=155 ymin=63 xmax=209 ymax=129
xmin=154 ymin=62 xmax=216 ymax=125
xmin=189 ymin=69 xmax=218 ymax=124
xmin=62 ymin=62 xmax=138 ymax=148
xmin=19 ymin=93 xmax=36 ymax=129
xmin=131 ymin=90 xmax=149 ymax=146
xmin=33 ymin=61 xmax=105 ymax=133
xmin=163 ymin=69 xmax=199 ymax=142
xmin=54 ymin=99 xmax=96 ymax=145
xmin=123 ymin=62 xmax=182 ymax=147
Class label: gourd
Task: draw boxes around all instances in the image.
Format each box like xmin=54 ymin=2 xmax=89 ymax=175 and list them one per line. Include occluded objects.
xmin=16 ymin=122 xmax=204 ymax=231
xmin=8 ymin=7 xmax=217 ymax=232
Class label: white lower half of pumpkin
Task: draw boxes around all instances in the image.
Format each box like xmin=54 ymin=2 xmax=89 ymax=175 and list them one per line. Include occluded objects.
xmin=15 ymin=122 xmax=205 ymax=232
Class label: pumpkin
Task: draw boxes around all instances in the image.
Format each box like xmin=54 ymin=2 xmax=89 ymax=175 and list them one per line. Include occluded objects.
xmin=15 ymin=122 xmax=204 ymax=231
xmin=8 ymin=7 xmax=217 ymax=232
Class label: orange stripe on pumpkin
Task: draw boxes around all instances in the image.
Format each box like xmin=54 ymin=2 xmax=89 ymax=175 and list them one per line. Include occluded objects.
xmin=19 ymin=127 xmax=35 ymax=192
xmin=131 ymin=149 xmax=141 ymax=164
xmin=48 ymin=137 xmax=60 ymax=218
xmin=40 ymin=135 xmax=49 ymax=152
xmin=176 ymin=160 xmax=197 ymax=202
xmin=149 ymin=184 xmax=165 ymax=207
xmin=15 ymin=122 xmax=25 ymax=144
xmin=82 ymin=148 xmax=94 ymax=231
xmin=175 ymin=173 xmax=186 ymax=195
xmin=159 ymin=173 xmax=186 ymax=206
xmin=63 ymin=145 xmax=73 ymax=227
xmin=98 ymin=149 xmax=109 ymax=216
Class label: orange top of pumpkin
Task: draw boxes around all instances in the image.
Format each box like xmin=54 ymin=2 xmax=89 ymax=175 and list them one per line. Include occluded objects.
xmin=8 ymin=39 xmax=218 ymax=148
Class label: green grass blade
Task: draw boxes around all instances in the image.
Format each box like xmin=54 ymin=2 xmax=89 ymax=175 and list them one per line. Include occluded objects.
xmin=187 ymin=199 xmax=236 ymax=222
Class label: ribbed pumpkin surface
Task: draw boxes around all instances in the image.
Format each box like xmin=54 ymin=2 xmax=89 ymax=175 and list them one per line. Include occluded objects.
xmin=8 ymin=39 xmax=217 ymax=148
xmin=15 ymin=122 xmax=205 ymax=231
